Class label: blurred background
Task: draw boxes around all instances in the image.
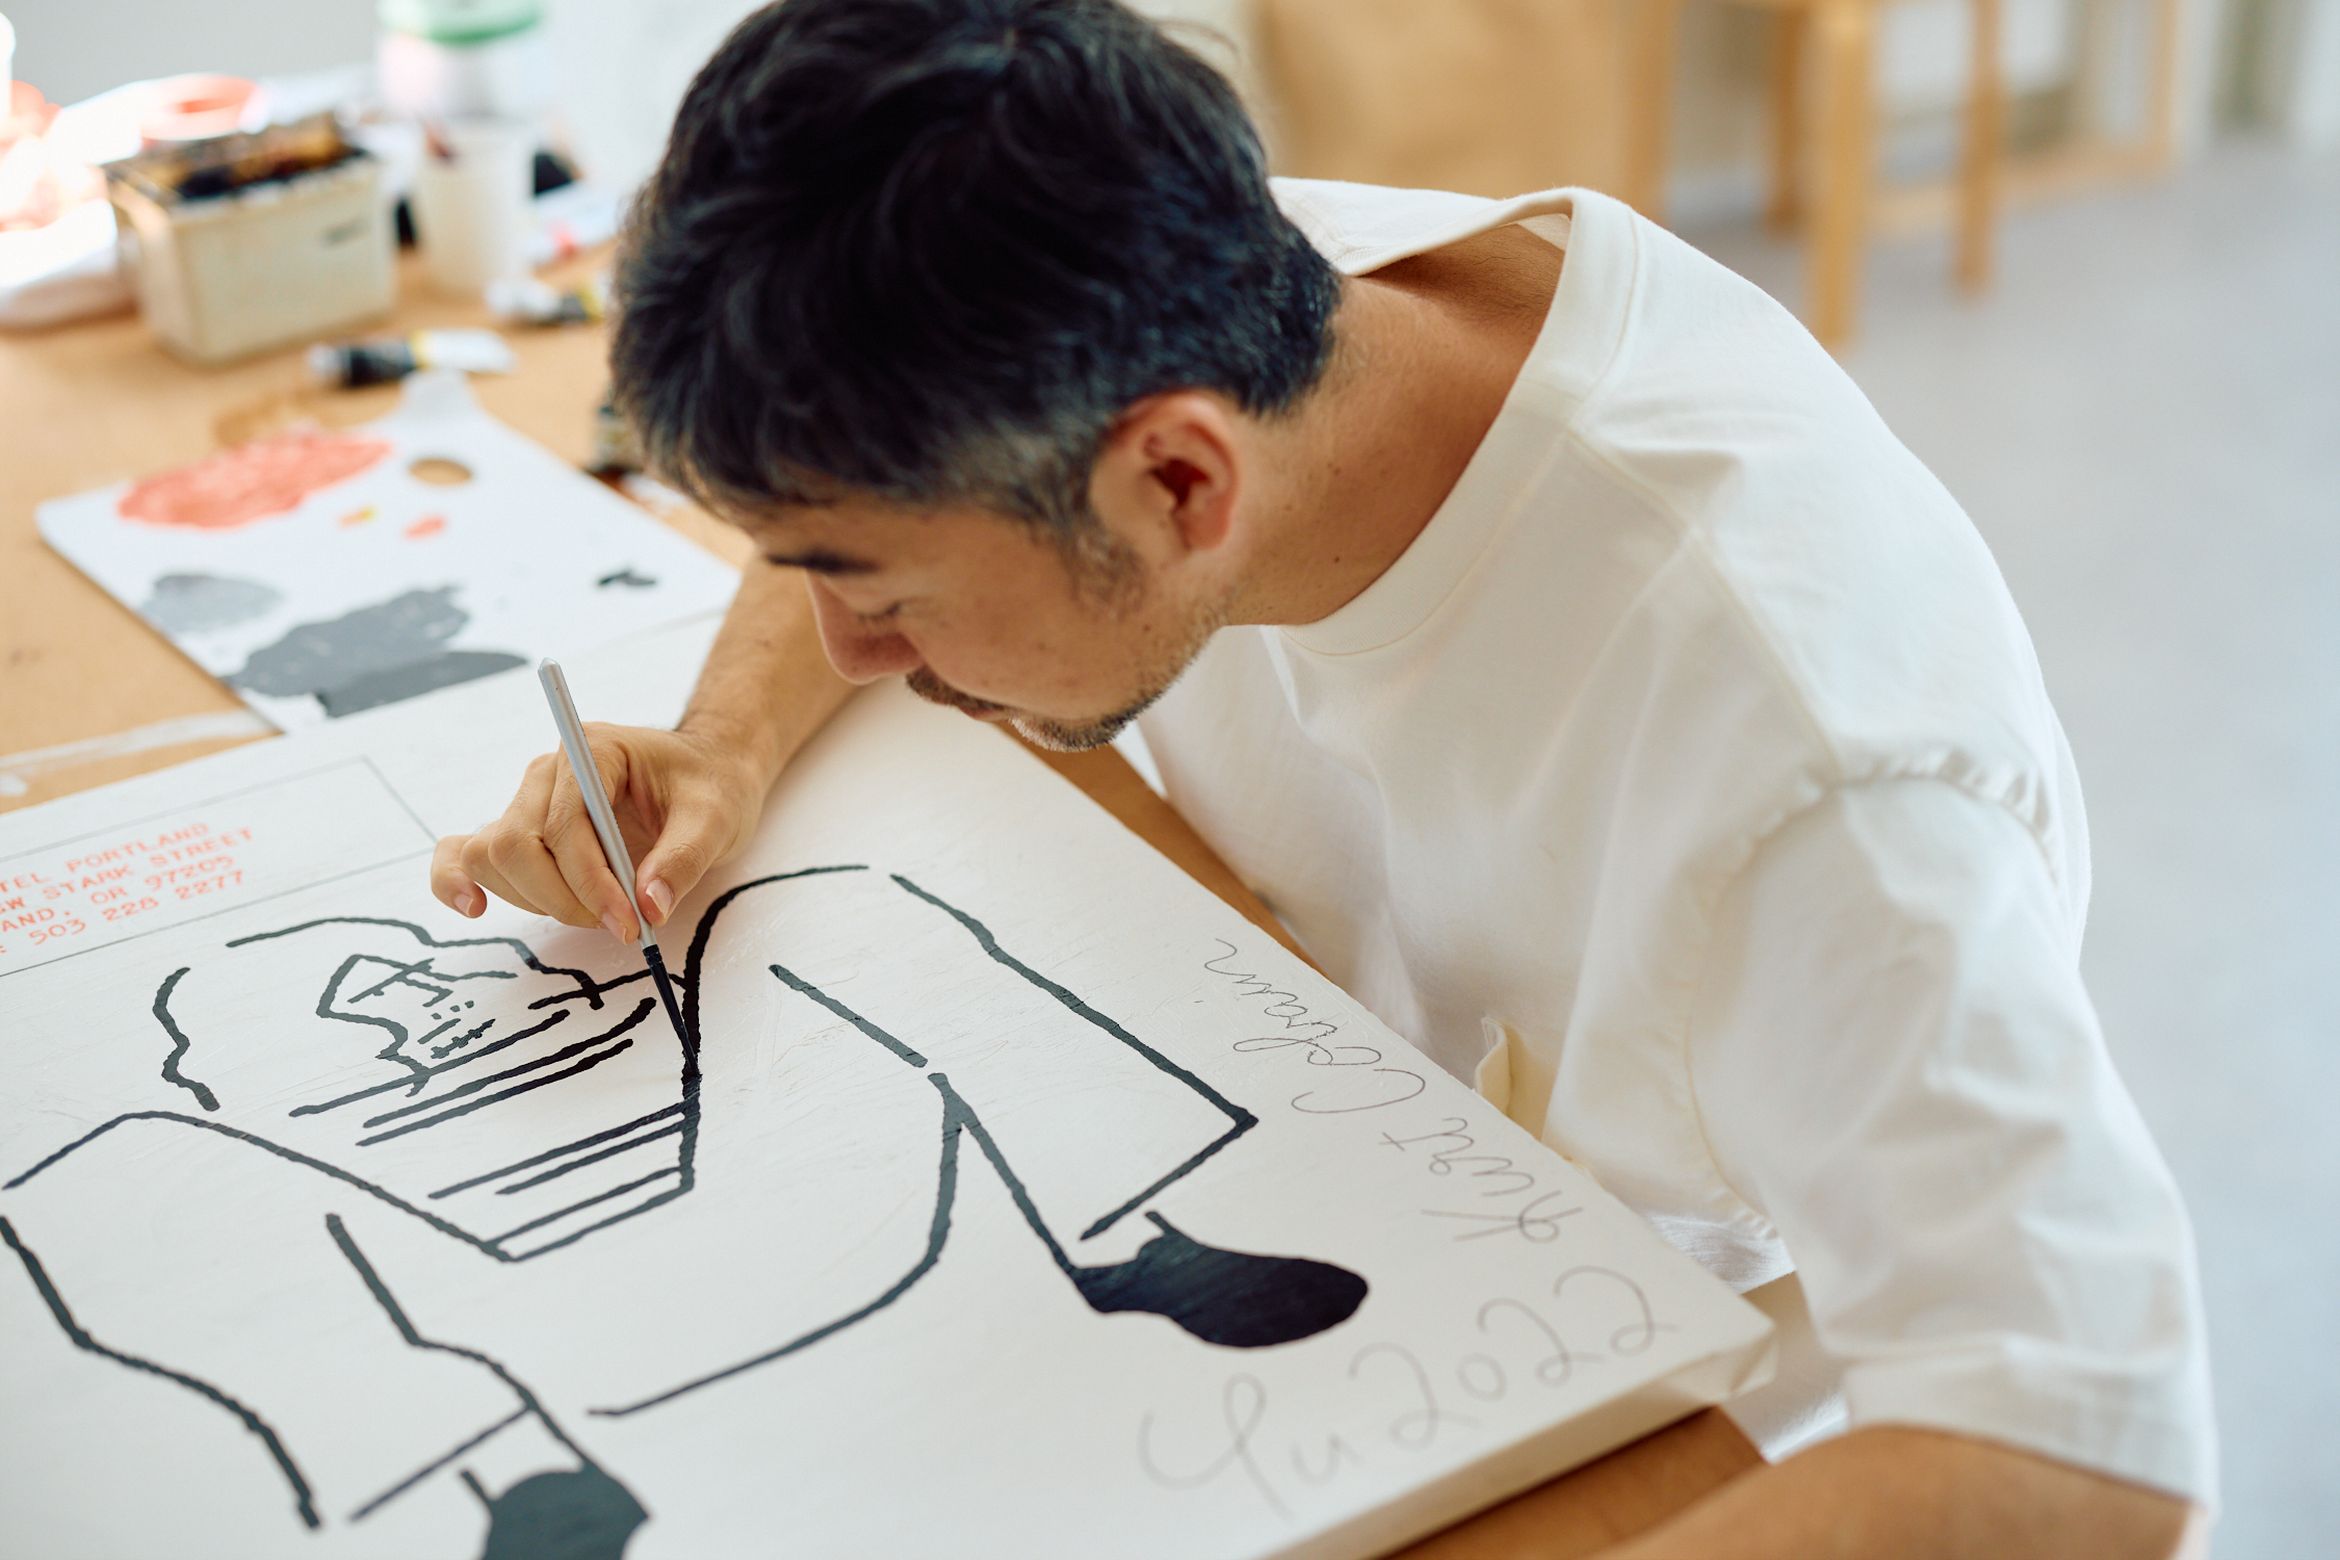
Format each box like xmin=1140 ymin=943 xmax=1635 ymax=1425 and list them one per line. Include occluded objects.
xmin=3 ymin=1 xmax=2333 ymax=1552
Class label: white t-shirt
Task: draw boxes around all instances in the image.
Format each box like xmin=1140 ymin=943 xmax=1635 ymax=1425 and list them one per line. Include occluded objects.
xmin=1134 ymin=180 xmax=2216 ymax=1503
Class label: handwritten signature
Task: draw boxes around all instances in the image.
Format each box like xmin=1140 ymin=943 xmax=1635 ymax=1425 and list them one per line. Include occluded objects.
xmin=1138 ymin=1267 xmax=1673 ymax=1518
xmin=1201 ymin=941 xmax=1582 ymax=1245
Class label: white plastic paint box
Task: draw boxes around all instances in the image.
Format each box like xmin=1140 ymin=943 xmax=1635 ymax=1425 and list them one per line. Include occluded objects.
xmin=106 ymin=115 xmax=395 ymax=366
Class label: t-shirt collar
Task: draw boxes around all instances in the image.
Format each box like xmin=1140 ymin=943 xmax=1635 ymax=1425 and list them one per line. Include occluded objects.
xmin=1269 ymin=184 xmax=1630 ymax=658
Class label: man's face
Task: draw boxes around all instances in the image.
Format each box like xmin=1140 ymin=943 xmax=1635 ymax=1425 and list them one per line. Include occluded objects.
xmin=743 ymin=494 xmax=1231 ymax=751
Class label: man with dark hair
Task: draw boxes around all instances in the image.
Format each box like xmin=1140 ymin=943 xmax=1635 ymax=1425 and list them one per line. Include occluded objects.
xmin=432 ymin=2 xmax=2214 ymax=1553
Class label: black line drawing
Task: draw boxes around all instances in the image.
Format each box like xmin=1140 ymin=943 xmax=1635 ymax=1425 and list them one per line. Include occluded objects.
xmin=0 ymin=1212 xmax=321 ymax=1530
xmin=3 ymin=866 xmax=1366 ymax=1551
xmin=326 ymin=1215 xmax=647 ymax=1557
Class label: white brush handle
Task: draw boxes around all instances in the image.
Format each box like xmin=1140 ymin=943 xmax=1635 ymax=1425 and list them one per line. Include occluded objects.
xmin=537 ymin=658 xmax=657 ymax=949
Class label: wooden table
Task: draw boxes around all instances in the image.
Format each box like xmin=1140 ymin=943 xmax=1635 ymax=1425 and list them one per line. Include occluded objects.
xmin=0 ymin=249 xmax=1762 ymax=1555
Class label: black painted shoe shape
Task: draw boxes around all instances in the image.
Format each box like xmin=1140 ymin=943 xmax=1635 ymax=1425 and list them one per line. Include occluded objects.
xmin=478 ymin=1462 xmax=648 ymax=1560
xmin=1070 ymin=1211 xmax=1368 ymax=1347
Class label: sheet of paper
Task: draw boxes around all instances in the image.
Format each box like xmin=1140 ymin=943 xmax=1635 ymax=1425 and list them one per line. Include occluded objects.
xmin=35 ymin=374 xmax=737 ymax=730
xmin=0 ymin=624 xmax=1771 ymax=1559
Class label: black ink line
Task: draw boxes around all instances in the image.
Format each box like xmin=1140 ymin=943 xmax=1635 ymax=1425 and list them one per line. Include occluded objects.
xmin=348 ymin=957 xmax=451 ymax=1004
xmin=325 ymin=1214 xmax=595 ymax=1473
xmin=940 ymin=1072 xmax=1078 ymax=1276
xmin=7 ymin=1112 xmax=505 ymax=1254
xmin=487 ymin=1166 xmax=680 ymax=1245
xmin=0 ymin=849 xmax=434 ymax=982
xmin=291 ymin=1008 xmax=571 ymax=1118
xmin=355 ymin=1027 xmax=646 ymax=1148
xmin=495 ymin=1124 xmax=685 ymax=1197
xmin=181 ymin=912 xmax=598 ymax=1116
xmin=887 ymin=872 xmax=1257 ymax=1238
xmin=590 ymin=1065 xmax=960 ymax=1418
xmin=1 ymin=1214 xmax=319 ymax=1529
xmin=427 ymin=1018 xmax=498 ymax=1062
xmin=154 ymin=966 xmax=216 ymax=1111
xmin=509 ymin=1182 xmax=690 ymax=1261
xmin=428 ymin=1104 xmax=684 ymax=1201
xmin=532 ymin=966 xmax=651 ymax=1010
xmin=317 ymin=954 xmax=438 ymax=1082
xmin=347 ymin=1406 xmax=527 ymax=1523
xmin=230 ymin=915 xmax=600 ymax=1006
xmin=769 ymin=962 xmax=928 ymax=1066
xmin=1078 ymin=1122 xmax=1255 ymax=1244
xmin=0 ymin=1109 xmax=676 ymax=1264
xmin=767 ymin=968 xmax=1225 ymax=1270
xmin=669 ymin=865 xmax=872 ymax=1209
xmin=357 ymin=1000 xmax=652 ymax=1131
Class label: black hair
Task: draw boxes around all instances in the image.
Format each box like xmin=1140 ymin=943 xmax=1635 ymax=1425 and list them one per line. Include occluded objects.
xmin=611 ymin=0 xmax=1341 ymax=533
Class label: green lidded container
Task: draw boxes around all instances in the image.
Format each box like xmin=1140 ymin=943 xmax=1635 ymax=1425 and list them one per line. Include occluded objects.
xmin=378 ymin=0 xmax=543 ymax=47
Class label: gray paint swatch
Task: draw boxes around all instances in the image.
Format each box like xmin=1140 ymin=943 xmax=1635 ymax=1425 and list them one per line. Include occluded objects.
xmin=140 ymin=572 xmax=284 ymax=634
xmin=228 ymin=586 xmax=525 ymax=718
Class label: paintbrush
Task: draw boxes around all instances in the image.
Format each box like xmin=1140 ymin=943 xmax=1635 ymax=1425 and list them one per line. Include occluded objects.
xmin=536 ymin=659 xmax=688 ymax=1042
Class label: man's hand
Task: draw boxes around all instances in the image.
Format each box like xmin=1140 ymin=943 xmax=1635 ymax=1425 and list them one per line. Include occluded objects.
xmin=426 ymin=556 xmax=858 ymax=936
xmin=431 ymin=723 xmax=767 ymax=940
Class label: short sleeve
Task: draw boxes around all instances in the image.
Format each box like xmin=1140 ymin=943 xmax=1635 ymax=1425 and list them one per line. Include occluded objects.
xmin=1687 ymin=779 xmax=2216 ymax=1503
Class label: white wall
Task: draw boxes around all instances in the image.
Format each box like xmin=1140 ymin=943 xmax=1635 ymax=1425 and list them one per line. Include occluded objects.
xmin=2248 ymin=0 xmax=2340 ymax=143
xmin=0 ymin=0 xmax=375 ymax=105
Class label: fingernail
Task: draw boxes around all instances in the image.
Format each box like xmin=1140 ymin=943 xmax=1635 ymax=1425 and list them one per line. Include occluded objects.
xmin=643 ymin=877 xmax=673 ymax=922
xmin=602 ymin=911 xmax=632 ymax=943
xmin=455 ymin=889 xmax=480 ymax=916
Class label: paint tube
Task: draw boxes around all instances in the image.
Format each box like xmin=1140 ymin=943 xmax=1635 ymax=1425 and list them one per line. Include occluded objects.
xmin=306 ymin=329 xmax=515 ymax=389
xmin=587 ymin=391 xmax=643 ymax=476
xmin=486 ymin=274 xmax=609 ymax=328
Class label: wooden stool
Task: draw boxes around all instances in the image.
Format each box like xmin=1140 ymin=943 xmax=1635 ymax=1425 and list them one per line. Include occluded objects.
xmin=1627 ymin=0 xmax=2185 ymax=352
xmin=1628 ymin=0 xmax=2006 ymax=350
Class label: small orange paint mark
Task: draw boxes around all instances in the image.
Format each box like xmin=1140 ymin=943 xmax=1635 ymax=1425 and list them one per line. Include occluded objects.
xmin=340 ymin=506 xmax=376 ymax=527
xmin=403 ymin=515 xmax=447 ymax=540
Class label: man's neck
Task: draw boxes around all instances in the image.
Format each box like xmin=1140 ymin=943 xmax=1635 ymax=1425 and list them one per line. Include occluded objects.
xmin=1239 ymin=223 xmax=1563 ymax=630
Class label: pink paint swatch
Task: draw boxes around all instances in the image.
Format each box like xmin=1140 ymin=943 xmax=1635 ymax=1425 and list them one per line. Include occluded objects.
xmin=118 ymin=432 xmax=392 ymax=531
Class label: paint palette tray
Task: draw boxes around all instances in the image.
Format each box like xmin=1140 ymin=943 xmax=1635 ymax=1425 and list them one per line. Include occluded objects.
xmin=37 ymin=374 xmax=738 ymax=729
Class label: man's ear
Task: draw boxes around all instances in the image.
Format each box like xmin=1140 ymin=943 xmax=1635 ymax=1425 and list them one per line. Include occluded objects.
xmin=1089 ymin=392 xmax=1242 ymax=560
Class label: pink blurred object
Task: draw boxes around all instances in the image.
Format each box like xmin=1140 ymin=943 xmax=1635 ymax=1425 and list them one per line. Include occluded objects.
xmin=135 ymin=73 xmax=259 ymax=145
xmin=0 ymin=81 xmax=100 ymax=234
xmin=3 ymin=80 xmax=57 ymax=144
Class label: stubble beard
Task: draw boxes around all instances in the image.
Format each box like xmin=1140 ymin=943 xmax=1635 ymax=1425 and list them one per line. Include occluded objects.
xmin=904 ymin=561 xmax=1229 ymax=753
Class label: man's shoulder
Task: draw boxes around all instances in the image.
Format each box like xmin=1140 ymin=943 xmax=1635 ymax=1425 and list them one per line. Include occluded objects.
xmin=1270 ymin=177 xmax=1571 ymax=275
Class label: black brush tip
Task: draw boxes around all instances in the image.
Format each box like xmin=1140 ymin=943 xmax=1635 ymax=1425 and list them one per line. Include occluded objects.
xmin=642 ymin=944 xmax=687 ymax=1039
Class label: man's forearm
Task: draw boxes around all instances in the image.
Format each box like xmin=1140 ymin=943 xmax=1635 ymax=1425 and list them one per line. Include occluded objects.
xmin=1599 ymin=1428 xmax=2203 ymax=1560
xmin=676 ymin=559 xmax=856 ymax=788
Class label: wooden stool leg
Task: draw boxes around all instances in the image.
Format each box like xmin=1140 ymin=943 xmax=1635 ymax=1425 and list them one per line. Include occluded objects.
xmin=1957 ymin=0 xmax=2004 ymax=292
xmin=1624 ymin=0 xmax=1685 ymax=222
xmin=1767 ymin=9 xmax=1809 ymax=233
xmin=2145 ymin=0 xmax=2183 ymax=171
xmin=1810 ymin=0 xmax=1876 ymax=351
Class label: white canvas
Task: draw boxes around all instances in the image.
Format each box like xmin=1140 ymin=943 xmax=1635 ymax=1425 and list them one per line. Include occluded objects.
xmin=0 ymin=622 xmax=1772 ymax=1559
xmin=35 ymin=375 xmax=737 ymax=729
